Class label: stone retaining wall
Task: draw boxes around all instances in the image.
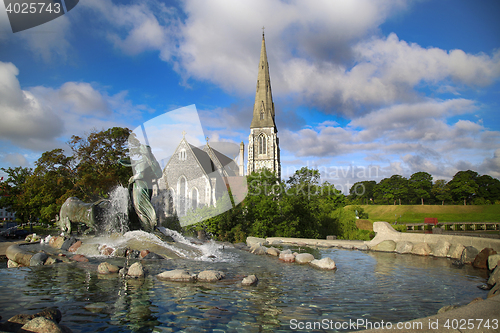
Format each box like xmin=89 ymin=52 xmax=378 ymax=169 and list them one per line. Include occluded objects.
xmin=367 ymin=222 xmax=500 ymax=253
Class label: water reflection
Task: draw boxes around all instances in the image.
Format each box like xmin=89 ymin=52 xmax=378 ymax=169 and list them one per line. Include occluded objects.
xmin=0 ymin=247 xmax=489 ymax=332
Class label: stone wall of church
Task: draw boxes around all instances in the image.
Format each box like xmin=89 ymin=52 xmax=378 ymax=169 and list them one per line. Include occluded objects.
xmin=247 ymin=127 xmax=280 ymax=178
xmin=162 ymin=140 xmax=212 ymax=216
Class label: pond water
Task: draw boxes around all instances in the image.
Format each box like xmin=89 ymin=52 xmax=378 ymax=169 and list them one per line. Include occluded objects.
xmin=0 ymin=245 xmax=489 ymax=332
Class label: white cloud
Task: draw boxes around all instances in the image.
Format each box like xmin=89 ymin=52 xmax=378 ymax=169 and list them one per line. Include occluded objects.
xmin=0 ymin=61 xmax=63 ymax=149
xmin=0 ymin=61 xmax=147 ymax=152
xmin=80 ymin=0 xmax=179 ymax=58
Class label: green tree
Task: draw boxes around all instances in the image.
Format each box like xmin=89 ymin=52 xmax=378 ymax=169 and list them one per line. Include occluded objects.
xmin=27 ymin=149 xmax=76 ymax=223
xmin=245 ymin=168 xmax=282 ymax=237
xmin=69 ymin=127 xmax=132 ymax=201
xmin=431 ymin=179 xmax=452 ymax=205
xmin=374 ymin=175 xmax=409 ymax=205
xmin=349 ymin=180 xmax=376 ymax=204
xmin=409 ymin=171 xmax=433 ymax=205
xmin=447 ymin=170 xmax=479 ymax=205
xmin=0 ymin=166 xmax=34 ymax=223
xmin=475 ymin=175 xmax=500 ymax=204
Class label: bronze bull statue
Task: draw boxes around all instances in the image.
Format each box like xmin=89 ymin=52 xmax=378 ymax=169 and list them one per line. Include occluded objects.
xmin=57 ymin=197 xmax=110 ymax=234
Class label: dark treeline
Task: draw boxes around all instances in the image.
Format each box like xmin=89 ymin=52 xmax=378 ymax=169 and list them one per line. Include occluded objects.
xmin=349 ymin=171 xmax=500 ymax=206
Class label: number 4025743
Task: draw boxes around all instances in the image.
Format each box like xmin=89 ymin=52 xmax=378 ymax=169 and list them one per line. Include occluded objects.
xmin=5 ymin=2 xmax=61 ymax=14
xmin=443 ymin=318 xmax=498 ymax=330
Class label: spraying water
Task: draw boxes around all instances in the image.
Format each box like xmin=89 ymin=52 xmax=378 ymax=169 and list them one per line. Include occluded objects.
xmin=101 ymin=186 xmax=130 ymax=234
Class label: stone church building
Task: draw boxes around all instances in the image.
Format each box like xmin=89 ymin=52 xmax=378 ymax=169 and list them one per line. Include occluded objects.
xmin=156 ymin=31 xmax=280 ymax=224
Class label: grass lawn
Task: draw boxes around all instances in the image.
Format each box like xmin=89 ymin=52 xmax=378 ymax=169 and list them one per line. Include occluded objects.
xmin=355 ymin=205 xmax=500 ymax=223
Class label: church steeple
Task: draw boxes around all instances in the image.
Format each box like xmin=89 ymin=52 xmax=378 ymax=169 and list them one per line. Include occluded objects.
xmin=250 ymin=30 xmax=276 ymax=129
xmin=247 ymin=30 xmax=281 ymax=179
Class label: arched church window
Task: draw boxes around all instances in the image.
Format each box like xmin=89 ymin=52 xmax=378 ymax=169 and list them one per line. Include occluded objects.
xmin=168 ymin=189 xmax=174 ymax=215
xmin=179 ymin=177 xmax=186 ymax=216
xmin=178 ymin=149 xmax=186 ymax=161
xmin=191 ymin=188 xmax=198 ymax=210
xmin=258 ymin=133 xmax=266 ymax=155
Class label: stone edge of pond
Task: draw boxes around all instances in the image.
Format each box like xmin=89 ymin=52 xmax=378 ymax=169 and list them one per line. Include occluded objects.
xmin=262 ymin=221 xmax=500 ymax=333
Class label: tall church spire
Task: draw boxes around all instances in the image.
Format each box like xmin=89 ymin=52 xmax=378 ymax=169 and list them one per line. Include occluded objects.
xmin=250 ymin=30 xmax=276 ymax=129
xmin=247 ymin=30 xmax=281 ymax=179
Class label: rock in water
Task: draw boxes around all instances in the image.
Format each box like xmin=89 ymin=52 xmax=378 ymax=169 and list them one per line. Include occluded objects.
xmin=488 ymin=254 xmax=500 ymax=270
xmin=157 ymin=269 xmax=196 ymax=282
xmin=127 ymin=262 xmax=144 ymax=278
xmin=295 ymin=253 xmax=315 ymax=264
xmin=67 ymin=241 xmax=82 ymax=253
xmin=97 ymin=262 xmax=120 ymax=274
xmin=487 ymin=265 xmax=500 ymax=286
xmin=462 ymin=246 xmax=479 ymax=264
xmin=432 ymin=241 xmax=451 ymax=257
xmin=371 ymin=240 xmax=396 ymax=252
xmin=20 ymin=316 xmax=69 ymax=333
xmin=266 ymin=247 xmax=280 ymax=256
xmin=395 ymin=241 xmax=413 ymax=254
xmin=250 ymin=244 xmax=267 ymax=255
xmin=447 ymin=243 xmax=465 ymax=259
xmin=241 ymin=275 xmax=258 ymax=286
xmin=473 ymin=248 xmax=497 ymax=269
xmin=411 ymin=242 xmax=432 ymax=256
xmin=197 ymin=270 xmax=225 ymax=282
xmin=61 ymin=236 xmax=77 ymax=251
xmin=279 ymin=249 xmax=295 ymax=262
xmin=30 ymin=252 xmax=48 ymax=266
xmin=309 ymin=257 xmax=337 ymax=270
xmin=246 ymin=236 xmax=267 ymax=247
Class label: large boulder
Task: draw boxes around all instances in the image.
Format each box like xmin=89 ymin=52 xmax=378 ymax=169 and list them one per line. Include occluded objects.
xmin=60 ymin=237 xmax=77 ymax=251
xmin=197 ymin=270 xmax=225 ymax=282
xmin=246 ymin=237 xmax=267 ymax=248
xmin=97 ymin=262 xmax=120 ymax=275
xmin=309 ymin=257 xmax=336 ymax=270
xmin=49 ymin=236 xmax=66 ymax=249
xmin=473 ymin=248 xmax=497 ymax=269
xmin=447 ymin=243 xmax=465 ymax=259
xmin=157 ymin=269 xmax=196 ymax=282
xmin=67 ymin=241 xmax=82 ymax=253
xmin=295 ymin=253 xmax=315 ymax=264
xmin=432 ymin=241 xmax=451 ymax=257
xmin=487 ymin=266 xmax=500 ymax=286
xmin=487 ymin=282 xmax=500 ymax=299
xmin=488 ymin=254 xmax=500 ymax=270
xmin=2 ymin=308 xmax=62 ymax=332
xmin=279 ymin=249 xmax=295 ymax=262
xmin=266 ymin=247 xmax=280 ymax=256
xmin=250 ymin=244 xmax=268 ymax=255
xmin=127 ymin=262 xmax=144 ymax=278
xmin=19 ymin=316 xmax=71 ymax=333
xmin=462 ymin=246 xmax=479 ymax=264
xmin=371 ymin=240 xmax=396 ymax=252
xmin=241 ymin=275 xmax=258 ymax=286
xmin=30 ymin=252 xmax=49 ymax=266
xmin=395 ymin=241 xmax=413 ymax=254
xmin=411 ymin=242 xmax=432 ymax=256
